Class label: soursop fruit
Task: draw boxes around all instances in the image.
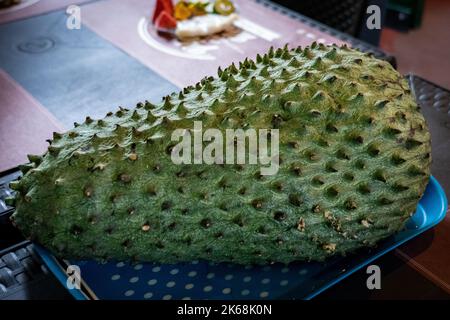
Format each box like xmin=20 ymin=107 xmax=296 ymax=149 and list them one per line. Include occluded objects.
xmin=9 ymin=43 xmax=431 ymax=264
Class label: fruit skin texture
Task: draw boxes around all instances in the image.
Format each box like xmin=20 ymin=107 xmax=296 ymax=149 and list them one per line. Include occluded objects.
xmin=10 ymin=44 xmax=431 ymax=264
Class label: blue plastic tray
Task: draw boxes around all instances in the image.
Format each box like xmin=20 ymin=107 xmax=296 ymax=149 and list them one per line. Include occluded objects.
xmin=35 ymin=176 xmax=447 ymax=300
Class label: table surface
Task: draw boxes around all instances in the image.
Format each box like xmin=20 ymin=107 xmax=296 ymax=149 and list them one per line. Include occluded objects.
xmin=0 ymin=0 xmax=448 ymax=299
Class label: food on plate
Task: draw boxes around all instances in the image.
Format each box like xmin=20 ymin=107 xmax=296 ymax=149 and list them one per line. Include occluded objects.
xmin=174 ymin=0 xmax=210 ymax=21
xmin=155 ymin=10 xmax=178 ymax=30
xmin=187 ymin=1 xmax=208 ymax=17
xmin=9 ymin=44 xmax=431 ymax=264
xmin=174 ymin=1 xmax=192 ymax=21
xmin=213 ymin=0 xmax=235 ymax=15
xmin=153 ymin=0 xmax=238 ymax=39
xmin=152 ymin=0 xmax=174 ymax=24
xmin=175 ymin=13 xmax=238 ymax=39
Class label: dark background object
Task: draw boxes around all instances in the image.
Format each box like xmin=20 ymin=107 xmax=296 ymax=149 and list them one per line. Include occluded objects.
xmin=385 ymin=0 xmax=425 ymax=31
xmin=258 ymin=0 xmax=396 ymax=67
xmin=271 ymin=0 xmax=388 ymax=45
xmin=0 ymin=170 xmax=23 ymax=250
xmin=0 ymin=241 xmax=73 ymax=300
xmin=0 ymin=171 xmax=73 ymax=299
xmin=409 ymin=75 xmax=450 ymax=197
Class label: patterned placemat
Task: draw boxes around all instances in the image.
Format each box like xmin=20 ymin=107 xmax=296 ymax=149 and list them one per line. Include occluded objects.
xmin=0 ymin=69 xmax=63 ymax=172
xmin=81 ymin=0 xmax=346 ymax=88
xmin=0 ymin=10 xmax=178 ymax=128
xmin=0 ymin=0 xmax=93 ymax=25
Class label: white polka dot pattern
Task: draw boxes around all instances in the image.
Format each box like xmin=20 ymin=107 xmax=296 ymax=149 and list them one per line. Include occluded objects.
xmin=111 ymin=274 xmax=120 ymax=281
xmin=185 ymin=283 xmax=194 ymax=290
xmin=124 ymin=290 xmax=134 ymax=297
xmin=222 ymin=288 xmax=231 ymax=294
xmin=77 ymin=259 xmax=325 ymax=300
xmin=203 ymin=285 xmax=213 ymax=292
xmin=143 ymin=292 xmax=153 ymax=299
xmin=147 ymin=279 xmax=157 ymax=286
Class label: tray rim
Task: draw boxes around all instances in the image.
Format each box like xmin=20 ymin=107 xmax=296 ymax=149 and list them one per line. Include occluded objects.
xmin=34 ymin=176 xmax=448 ymax=300
xmin=305 ymin=176 xmax=448 ymax=299
xmin=34 ymin=246 xmax=91 ymax=300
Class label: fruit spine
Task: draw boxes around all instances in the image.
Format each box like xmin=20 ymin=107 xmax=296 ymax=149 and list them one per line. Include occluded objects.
xmin=9 ymin=43 xmax=431 ymax=264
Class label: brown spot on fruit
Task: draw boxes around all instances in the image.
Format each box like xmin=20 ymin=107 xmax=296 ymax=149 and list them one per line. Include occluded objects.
xmin=297 ymin=218 xmax=305 ymax=232
xmin=119 ymin=174 xmax=131 ymax=183
xmin=84 ymin=187 xmax=93 ymax=197
xmin=128 ymin=153 xmax=138 ymax=161
xmin=361 ymin=219 xmax=371 ymax=228
xmin=323 ymin=243 xmax=336 ymax=252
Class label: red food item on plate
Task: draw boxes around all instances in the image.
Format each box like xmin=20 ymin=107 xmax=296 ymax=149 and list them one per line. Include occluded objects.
xmin=155 ymin=11 xmax=177 ymax=30
xmin=152 ymin=0 xmax=174 ymax=24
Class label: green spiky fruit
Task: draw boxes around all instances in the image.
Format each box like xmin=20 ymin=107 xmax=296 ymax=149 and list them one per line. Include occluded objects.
xmin=10 ymin=44 xmax=431 ymax=264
